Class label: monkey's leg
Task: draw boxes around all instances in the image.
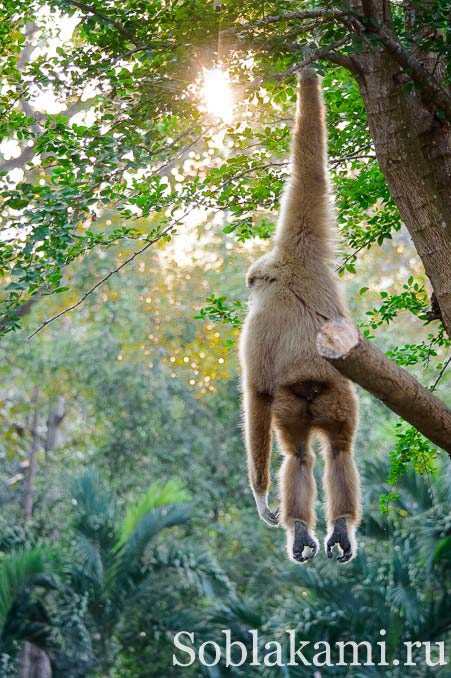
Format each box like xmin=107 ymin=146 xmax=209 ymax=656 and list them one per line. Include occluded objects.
xmin=243 ymin=383 xmax=278 ymax=527
xmin=279 ymin=435 xmax=318 ymax=563
xmin=323 ymin=425 xmax=361 ymax=564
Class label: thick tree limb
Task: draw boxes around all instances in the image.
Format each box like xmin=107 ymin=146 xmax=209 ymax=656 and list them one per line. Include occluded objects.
xmin=316 ymin=319 xmax=451 ymax=456
xmin=0 ymin=146 xmax=36 ymax=173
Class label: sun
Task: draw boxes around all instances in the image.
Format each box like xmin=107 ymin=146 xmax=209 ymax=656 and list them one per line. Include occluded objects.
xmin=201 ymin=67 xmax=233 ymax=123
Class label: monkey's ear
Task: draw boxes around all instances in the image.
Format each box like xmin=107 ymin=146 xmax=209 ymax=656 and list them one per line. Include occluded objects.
xmin=247 ymin=276 xmax=256 ymax=288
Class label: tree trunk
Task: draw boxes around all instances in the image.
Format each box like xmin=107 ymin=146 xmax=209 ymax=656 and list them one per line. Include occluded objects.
xmin=19 ymin=642 xmax=51 ymax=678
xmin=44 ymin=396 xmax=65 ymax=463
xmin=20 ymin=389 xmax=62 ymax=678
xmin=24 ymin=389 xmax=40 ymax=522
xmin=316 ymin=319 xmax=451 ymax=455
xmin=348 ymin=1 xmax=451 ymax=335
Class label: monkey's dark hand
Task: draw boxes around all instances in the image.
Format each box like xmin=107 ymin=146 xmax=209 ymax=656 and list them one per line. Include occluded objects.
xmin=326 ymin=517 xmax=353 ymax=564
xmin=292 ymin=521 xmax=318 ymax=563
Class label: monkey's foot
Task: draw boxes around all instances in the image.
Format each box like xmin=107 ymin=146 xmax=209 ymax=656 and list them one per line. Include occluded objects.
xmin=326 ymin=517 xmax=356 ymax=564
xmin=291 ymin=521 xmax=318 ymax=563
xmin=254 ymin=493 xmax=280 ymax=527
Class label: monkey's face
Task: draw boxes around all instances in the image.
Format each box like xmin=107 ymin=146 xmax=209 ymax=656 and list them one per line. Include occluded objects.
xmin=246 ymin=254 xmax=279 ymax=291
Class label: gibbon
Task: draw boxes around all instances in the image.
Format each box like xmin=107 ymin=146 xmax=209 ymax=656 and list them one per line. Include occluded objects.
xmin=239 ymin=68 xmax=361 ymax=564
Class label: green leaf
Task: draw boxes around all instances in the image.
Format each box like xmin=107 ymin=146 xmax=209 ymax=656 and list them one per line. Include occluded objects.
xmin=118 ymin=479 xmax=191 ymax=547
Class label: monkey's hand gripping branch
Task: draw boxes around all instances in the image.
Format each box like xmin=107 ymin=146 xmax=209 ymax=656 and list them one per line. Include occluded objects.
xmin=254 ymin=493 xmax=280 ymax=527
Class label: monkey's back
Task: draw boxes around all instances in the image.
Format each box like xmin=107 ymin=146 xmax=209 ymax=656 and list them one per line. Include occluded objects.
xmin=240 ymin=282 xmax=342 ymax=395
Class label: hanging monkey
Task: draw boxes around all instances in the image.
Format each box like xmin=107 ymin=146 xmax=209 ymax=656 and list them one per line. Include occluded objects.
xmin=239 ymin=68 xmax=361 ymax=564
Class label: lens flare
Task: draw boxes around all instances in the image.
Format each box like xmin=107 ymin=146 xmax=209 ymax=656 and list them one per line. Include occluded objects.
xmin=202 ymin=67 xmax=233 ymax=123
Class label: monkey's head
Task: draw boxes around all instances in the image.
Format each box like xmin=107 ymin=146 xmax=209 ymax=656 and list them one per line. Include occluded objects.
xmin=246 ymin=253 xmax=279 ymax=291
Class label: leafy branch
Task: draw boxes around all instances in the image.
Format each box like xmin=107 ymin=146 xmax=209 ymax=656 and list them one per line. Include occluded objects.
xmin=66 ymin=0 xmax=145 ymax=47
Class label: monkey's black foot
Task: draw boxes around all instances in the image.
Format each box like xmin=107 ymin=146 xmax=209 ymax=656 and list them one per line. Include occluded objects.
xmin=326 ymin=517 xmax=354 ymax=564
xmin=291 ymin=521 xmax=318 ymax=563
xmin=261 ymin=506 xmax=280 ymax=527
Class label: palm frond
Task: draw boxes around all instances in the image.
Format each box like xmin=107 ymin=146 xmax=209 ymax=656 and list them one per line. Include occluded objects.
xmin=70 ymin=470 xmax=116 ymax=529
xmin=415 ymin=595 xmax=451 ymax=640
xmin=1 ymin=574 xmax=57 ymax=650
xmin=118 ymin=479 xmax=191 ymax=547
xmin=208 ymin=599 xmax=263 ymax=633
xmin=0 ymin=547 xmax=57 ymax=627
xmin=433 ymin=535 xmax=451 ymax=566
xmin=118 ymin=503 xmax=190 ymax=563
xmin=72 ymin=534 xmax=104 ymax=590
xmin=389 ymin=551 xmax=420 ymax=625
xmin=69 ymin=470 xmax=118 ymax=555
xmin=152 ymin=544 xmax=235 ymax=599
xmin=106 ymin=503 xmax=191 ymax=604
xmin=432 ymin=461 xmax=451 ymax=504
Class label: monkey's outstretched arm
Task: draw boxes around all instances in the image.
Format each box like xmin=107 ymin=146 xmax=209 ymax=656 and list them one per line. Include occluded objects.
xmin=276 ymin=68 xmax=333 ymax=258
xmin=291 ymin=69 xmax=327 ymax=198
xmin=243 ymin=383 xmax=279 ymax=526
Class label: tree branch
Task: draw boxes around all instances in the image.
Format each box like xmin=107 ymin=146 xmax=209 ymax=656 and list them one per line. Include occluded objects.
xmin=330 ymin=144 xmax=375 ymax=168
xmin=67 ymin=1 xmax=144 ymax=46
xmin=243 ymin=35 xmax=354 ymax=88
xmin=217 ymin=146 xmax=374 ymax=187
xmin=0 ymin=146 xmax=36 ymax=173
xmin=221 ymin=8 xmax=362 ymax=73
xmin=431 ymin=355 xmax=451 ymax=392
xmin=316 ymin=319 xmax=451 ymax=456
xmin=221 ymin=10 xmax=344 ymax=36
xmin=27 ymin=206 xmax=197 ymax=339
xmin=365 ymin=22 xmax=451 ymax=123
xmin=27 ymin=237 xmax=166 ymax=339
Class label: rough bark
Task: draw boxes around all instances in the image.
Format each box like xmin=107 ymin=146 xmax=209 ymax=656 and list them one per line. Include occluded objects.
xmin=346 ymin=1 xmax=451 ymax=336
xmin=316 ymin=320 xmax=451 ymax=456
